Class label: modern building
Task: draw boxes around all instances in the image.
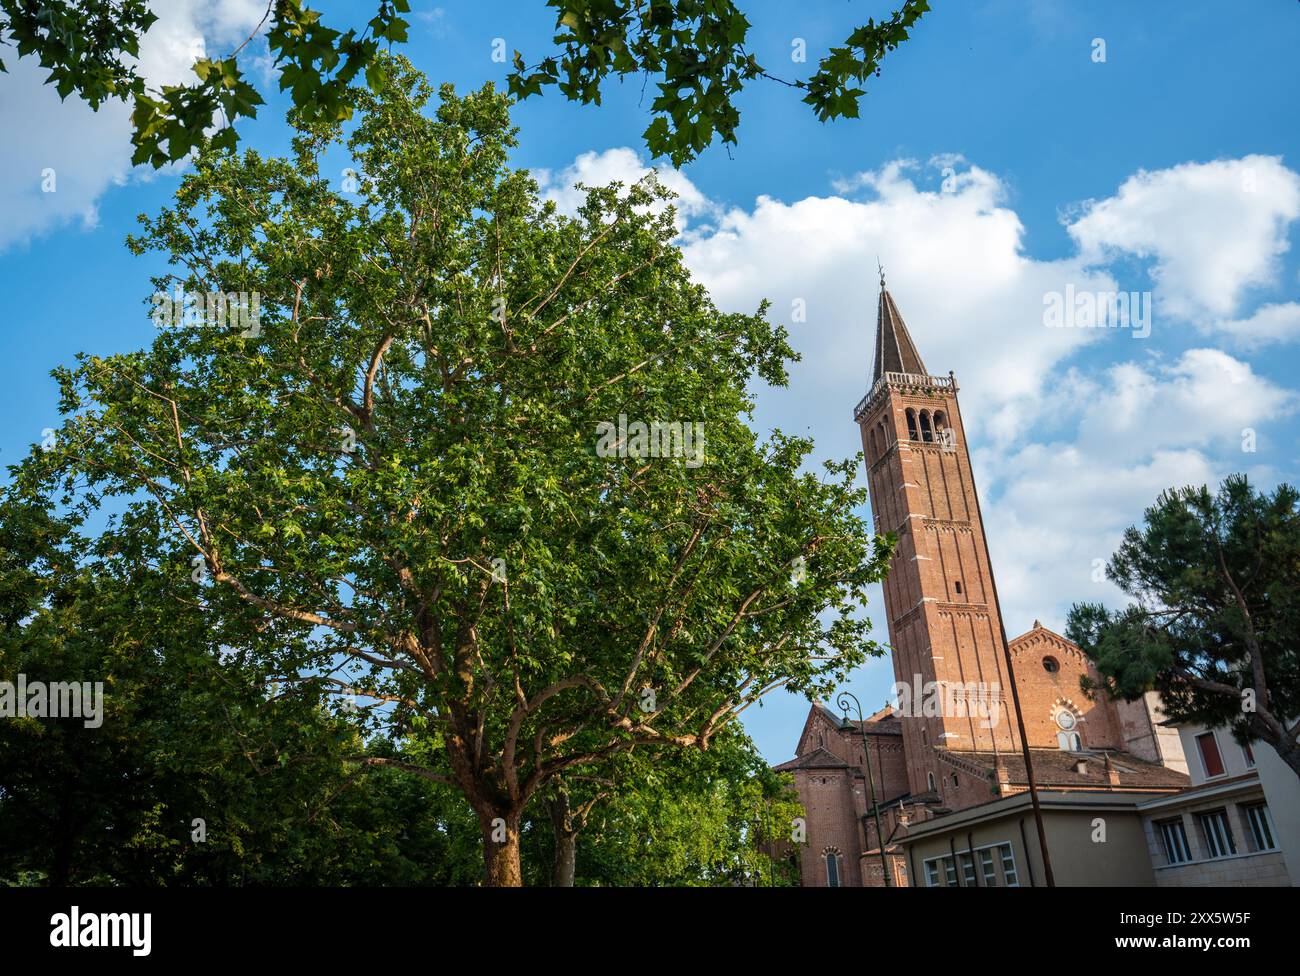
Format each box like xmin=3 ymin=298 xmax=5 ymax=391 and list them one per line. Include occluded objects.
xmin=1137 ymin=721 xmax=1299 ymax=886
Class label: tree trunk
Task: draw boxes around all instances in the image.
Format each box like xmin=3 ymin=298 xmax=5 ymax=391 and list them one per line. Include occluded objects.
xmin=1258 ymin=717 xmax=1300 ymax=781
xmin=480 ymin=812 xmax=523 ymax=887
xmin=546 ymin=790 xmax=578 ymax=887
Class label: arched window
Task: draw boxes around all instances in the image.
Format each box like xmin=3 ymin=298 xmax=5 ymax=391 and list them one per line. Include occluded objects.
xmin=1058 ymin=731 xmax=1083 ymax=751
xmin=927 ymin=771 xmax=936 ymax=792
xmin=868 ymin=427 xmax=879 ymax=458
xmin=1055 ymin=709 xmax=1082 ymax=751
xmin=933 ymin=410 xmax=952 ymax=449
xmin=824 ymin=848 xmax=842 ymax=887
xmin=921 ymin=726 xmax=929 ymax=746
xmin=919 ymin=411 xmax=934 ymax=442
xmin=905 ymin=409 xmax=919 ymax=441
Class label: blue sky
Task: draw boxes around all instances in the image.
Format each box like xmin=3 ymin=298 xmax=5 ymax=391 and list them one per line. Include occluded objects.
xmin=3 ymin=1 xmax=1299 ymax=764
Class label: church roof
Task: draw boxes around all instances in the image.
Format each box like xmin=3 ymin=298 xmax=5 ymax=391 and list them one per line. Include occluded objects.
xmin=948 ymin=748 xmax=1190 ymax=791
xmin=772 ymin=747 xmax=852 ymax=773
xmin=871 ymin=287 xmax=927 ymax=383
xmin=813 ymin=702 xmax=903 ymax=736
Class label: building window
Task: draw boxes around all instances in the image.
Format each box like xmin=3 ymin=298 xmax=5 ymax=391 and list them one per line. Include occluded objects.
xmin=824 ymin=849 xmax=842 ymax=887
xmin=1157 ymin=818 xmax=1192 ymax=864
xmin=952 ymin=773 xmax=959 ymax=788
xmin=925 ymin=860 xmax=941 ymax=887
xmin=1242 ymin=741 xmax=1256 ymax=768
xmin=1055 ymin=709 xmax=1081 ymax=751
xmin=1197 ymin=809 xmax=1237 ymax=859
xmin=905 ymin=409 xmax=919 ymax=441
xmin=921 ymin=726 xmax=928 ymax=746
xmin=1196 ymin=731 xmax=1226 ymax=779
xmin=919 ymin=411 xmax=934 ymax=442
xmin=927 ymin=771 xmax=936 ymax=792
xmin=926 ymin=844 xmax=1017 ymax=888
xmin=997 ymin=843 xmax=1019 ymax=886
xmin=1042 ymin=656 xmax=1059 ymax=673
xmin=959 ymin=852 xmax=978 ymax=886
xmin=954 ymin=580 xmax=963 ymax=594
xmin=1244 ymin=803 xmax=1276 ymax=851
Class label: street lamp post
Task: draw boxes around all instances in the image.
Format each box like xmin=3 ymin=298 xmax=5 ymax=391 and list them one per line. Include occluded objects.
xmin=837 ymin=690 xmax=893 ymax=887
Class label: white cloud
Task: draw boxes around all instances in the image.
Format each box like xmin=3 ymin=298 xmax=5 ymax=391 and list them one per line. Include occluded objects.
xmin=532 ymin=147 xmax=716 ymax=232
xmin=1215 ymin=301 xmax=1300 ymax=349
xmin=983 ymin=349 xmax=1296 ymax=632
xmin=539 ymin=147 xmax=1300 ymax=640
xmin=1066 ymin=155 xmax=1300 ymax=325
xmin=0 ymin=0 xmax=271 ymax=252
xmin=679 ymin=157 xmax=1117 ymax=459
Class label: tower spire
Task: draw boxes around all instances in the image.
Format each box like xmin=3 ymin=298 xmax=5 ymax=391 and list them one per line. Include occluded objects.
xmin=871 ymin=279 xmax=927 ymax=383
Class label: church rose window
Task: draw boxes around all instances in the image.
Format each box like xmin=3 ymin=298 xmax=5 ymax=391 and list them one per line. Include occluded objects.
xmin=1042 ymin=656 xmax=1059 ymax=673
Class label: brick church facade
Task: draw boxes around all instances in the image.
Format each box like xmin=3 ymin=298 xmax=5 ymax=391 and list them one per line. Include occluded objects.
xmin=774 ymin=283 xmax=1189 ymax=887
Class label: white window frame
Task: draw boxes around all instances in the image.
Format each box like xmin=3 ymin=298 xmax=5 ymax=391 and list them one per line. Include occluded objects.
xmin=1157 ymin=817 xmax=1192 ymax=864
xmin=923 ymin=843 xmax=1019 ymax=887
xmin=1197 ymin=809 xmax=1237 ymax=858
xmin=1244 ymin=803 xmax=1276 ymax=851
xmin=997 ymin=843 xmax=1019 ymax=887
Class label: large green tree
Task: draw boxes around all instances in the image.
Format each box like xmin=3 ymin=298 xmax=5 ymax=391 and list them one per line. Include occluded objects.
xmin=0 ymin=0 xmax=928 ymax=167
xmin=534 ymin=728 xmax=800 ymax=886
xmin=0 ymin=495 xmax=482 ymax=886
xmin=14 ymin=56 xmax=889 ymax=885
xmin=1067 ymin=475 xmax=1300 ymax=780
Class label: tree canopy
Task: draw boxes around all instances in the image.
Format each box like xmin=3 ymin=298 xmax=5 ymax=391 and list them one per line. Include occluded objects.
xmin=1068 ymin=475 xmax=1300 ymax=780
xmin=0 ymin=0 xmax=928 ymax=167
xmin=9 ymin=54 xmax=891 ymax=884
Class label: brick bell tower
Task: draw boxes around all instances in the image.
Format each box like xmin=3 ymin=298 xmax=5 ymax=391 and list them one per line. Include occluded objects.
xmin=855 ymin=278 xmax=1021 ymax=802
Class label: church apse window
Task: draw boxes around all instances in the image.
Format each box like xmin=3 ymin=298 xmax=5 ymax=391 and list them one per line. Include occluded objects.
xmin=919 ymin=410 xmax=934 ymax=442
xmin=823 ymin=848 xmax=842 ymax=887
xmin=905 ymin=409 xmax=919 ymax=441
